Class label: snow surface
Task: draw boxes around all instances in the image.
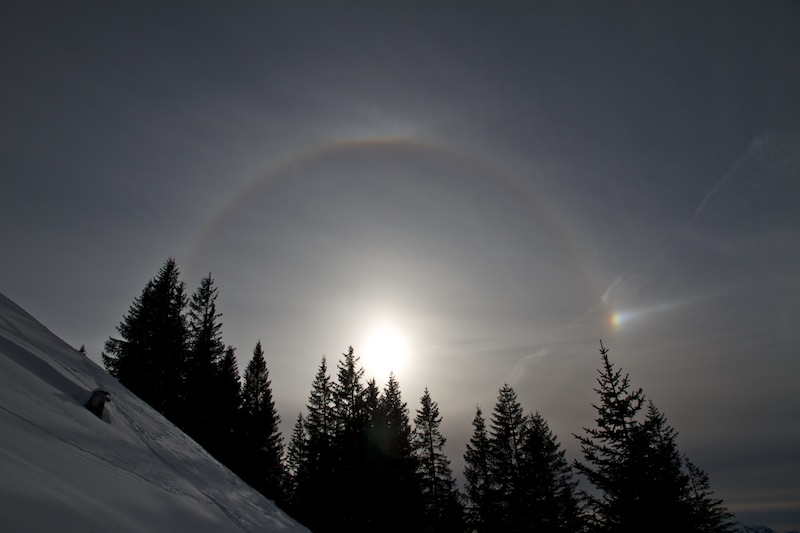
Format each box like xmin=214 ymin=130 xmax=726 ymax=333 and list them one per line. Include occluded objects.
xmin=0 ymin=292 xmax=309 ymax=532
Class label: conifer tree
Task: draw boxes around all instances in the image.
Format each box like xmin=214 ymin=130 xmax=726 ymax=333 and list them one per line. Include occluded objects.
xmin=464 ymin=406 xmax=499 ymax=532
xmin=412 ymin=387 xmax=464 ymax=533
xmin=513 ymin=412 xmax=582 ymax=533
xmin=575 ymin=341 xmax=734 ymax=533
xmin=306 ymin=356 xmax=336 ymax=458
xmin=333 ymin=346 xmax=367 ymax=437
xmin=216 ymin=345 xmax=241 ymax=464
xmin=102 ymin=258 xmax=188 ymax=424
xmin=184 ymin=274 xmax=226 ymax=451
xmin=573 ymin=341 xmax=646 ymax=532
xmin=283 ymin=413 xmax=308 ymax=514
xmin=372 ymin=372 xmax=423 ymax=532
xmin=684 ymin=457 xmax=736 ymax=532
xmin=489 ymin=383 xmax=527 ymax=517
xmin=295 ymin=356 xmax=336 ymax=531
xmin=359 ymin=377 xmax=386 ymax=529
xmin=331 ymin=347 xmax=371 ymax=530
xmin=239 ymin=341 xmax=284 ymax=503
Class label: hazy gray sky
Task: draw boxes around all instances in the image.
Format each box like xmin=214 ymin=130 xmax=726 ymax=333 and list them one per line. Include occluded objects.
xmin=2 ymin=2 xmax=799 ymax=528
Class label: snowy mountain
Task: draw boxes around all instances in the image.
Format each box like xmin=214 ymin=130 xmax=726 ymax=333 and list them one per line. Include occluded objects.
xmin=0 ymin=292 xmax=309 ymax=532
xmin=734 ymin=525 xmax=800 ymax=533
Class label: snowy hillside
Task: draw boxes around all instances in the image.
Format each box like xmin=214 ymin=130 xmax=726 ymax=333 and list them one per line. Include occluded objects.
xmin=734 ymin=525 xmax=800 ymax=533
xmin=0 ymin=292 xmax=308 ymax=532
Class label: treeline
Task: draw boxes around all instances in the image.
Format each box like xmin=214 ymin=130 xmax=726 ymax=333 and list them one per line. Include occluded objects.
xmin=102 ymin=258 xmax=735 ymax=532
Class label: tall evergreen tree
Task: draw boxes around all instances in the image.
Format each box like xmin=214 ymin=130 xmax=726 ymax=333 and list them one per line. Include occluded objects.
xmin=239 ymin=341 xmax=284 ymax=503
xmin=333 ymin=346 xmax=367 ymax=437
xmin=464 ymin=405 xmax=499 ymax=532
xmin=378 ymin=373 xmax=423 ymax=531
xmin=489 ymin=383 xmax=527 ymax=519
xmin=684 ymin=457 xmax=736 ymax=532
xmin=184 ymin=274 xmax=226 ymax=451
xmin=295 ymin=356 xmax=336 ymax=532
xmin=513 ymin=412 xmax=582 ymax=533
xmin=412 ymin=387 xmax=464 ymax=533
xmin=283 ymin=413 xmax=308 ymax=515
xmin=216 ymin=345 xmax=241 ymax=465
xmin=102 ymin=258 xmax=188 ymax=424
xmin=331 ymin=347 xmax=371 ymax=530
xmin=359 ymin=377 xmax=386 ymax=530
xmin=575 ymin=341 xmax=734 ymax=533
xmin=573 ymin=341 xmax=646 ymax=533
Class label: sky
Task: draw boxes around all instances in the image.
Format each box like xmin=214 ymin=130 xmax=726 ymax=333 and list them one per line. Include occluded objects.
xmin=2 ymin=1 xmax=799 ymax=529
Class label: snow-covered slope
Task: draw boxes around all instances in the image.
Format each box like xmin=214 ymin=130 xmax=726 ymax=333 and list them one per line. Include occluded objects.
xmin=734 ymin=525 xmax=800 ymax=533
xmin=0 ymin=292 xmax=308 ymax=532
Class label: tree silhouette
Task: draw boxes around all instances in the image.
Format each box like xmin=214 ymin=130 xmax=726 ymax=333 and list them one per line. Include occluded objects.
xmin=102 ymin=258 xmax=188 ymax=424
xmin=464 ymin=405 xmax=499 ymax=532
xmin=575 ymin=341 xmax=734 ymax=533
xmin=489 ymin=383 xmax=527 ymax=520
xmin=239 ymin=341 xmax=284 ymax=503
xmin=215 ymin=345 xmax=240 ymax=464
xmin=413 ymin=387 xmax=464 ymax=532
xmin=513 ymin=412 xmax=582 ymax=532
xmin=294 ymin=356 xmax=336 ymax=531
xmin=184 ymin=274 xmax=227 ymax=452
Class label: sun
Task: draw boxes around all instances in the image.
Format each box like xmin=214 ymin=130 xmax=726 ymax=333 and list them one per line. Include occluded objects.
xmin=361 ymin=326 xmax=410 ymax=381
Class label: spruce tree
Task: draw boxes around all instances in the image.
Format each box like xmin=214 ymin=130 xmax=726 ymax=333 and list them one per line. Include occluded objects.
xmin=684 ymin=457 xmax=736 ymax=532
xmin=575 ymin=341 xmax=734 ymax=533
xmin=184 ymin=274 xmax=226 ymax=452
xmin=216 ymin=345 xmax=241 ymax=464
xmin=489 ymin=383 xmax=527 ymax=520
xmin=331 ymin=346 xmax=371 ymax=530
xmin=283 ymin=413 xmax=308 ymax=515
xmin=412 ymin=387 xmax=464 ymax=533
xmin=464 ymin=406 xmax=499 ymax=532
xmin=513 ymin=412 xmax=582 ymax=533
xmin=102 ymin=258 xmax=188 ymax=424
xmin=573 ymin=341 xmax=646 ymax=533
xmin=239 ymin=341 xmax=284 ymax=503
xmin=376 ymin=373 xmax=423 ymax=531
xmin=296 ymin=356 xmax=336 ymax=531
xmin=333 ymin=346 xmax=367 ymax=437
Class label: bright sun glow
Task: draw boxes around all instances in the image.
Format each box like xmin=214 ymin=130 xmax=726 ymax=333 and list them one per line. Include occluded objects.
xmin=361 ymin=326 xmax=410 ymax=381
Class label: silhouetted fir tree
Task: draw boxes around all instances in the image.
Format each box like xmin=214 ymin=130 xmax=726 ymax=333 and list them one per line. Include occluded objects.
xmin=635 ymin=402 xmax=735 ymax=533
xmin=513 ymin=412 xmax=582 ymax=533
xmin=296 ymin=356 xmax=336 ymax=531
xmin=464 ymin=406 xmax=500 ymax=532
xmin=374 ymin=373 xmax=424 ymax=532
xmin=358 ymin=377 xmax=386 ymax=529
xmin=331 ymin=346 xmax=371 ymax=530
xmin=632 ymin=401 xmax=695 ymax=529
xmin=216 ymin=345 xmax=241 ymax=465
xmin=184 ymin=274 xmax=227 ymax=452
xmin=363 ymin=377 xmax=381 ymax=424
xmin=102 ymin=258 xmax=188 ymax=424
xmin=489 ymin=383 xmax=527 ymax=526
xmin=283 ymin=413 xmax=308 ymax=515
xmin=412 ymin=387 xmax=464 ymax=533
xmin=333 ymin=346 xmax=367 ymax=436
xmin=684 ymin=457 xmax=736 ymax=532
xmin=575 ymin=341 xmax=734 ymax=533
xmin=573 ymin=341 xmax=646 ymax=533
xmin=239 ymin=341 xmax=284 ymax=503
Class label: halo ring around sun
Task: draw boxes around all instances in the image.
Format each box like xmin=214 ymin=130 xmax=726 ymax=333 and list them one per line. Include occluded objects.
xmin=184 ymin=135 xmax=601 ymax=380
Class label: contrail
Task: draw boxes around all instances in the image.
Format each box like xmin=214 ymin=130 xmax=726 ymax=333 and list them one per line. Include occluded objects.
xmin=680 ymin=131 xmax=769 ymax=240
